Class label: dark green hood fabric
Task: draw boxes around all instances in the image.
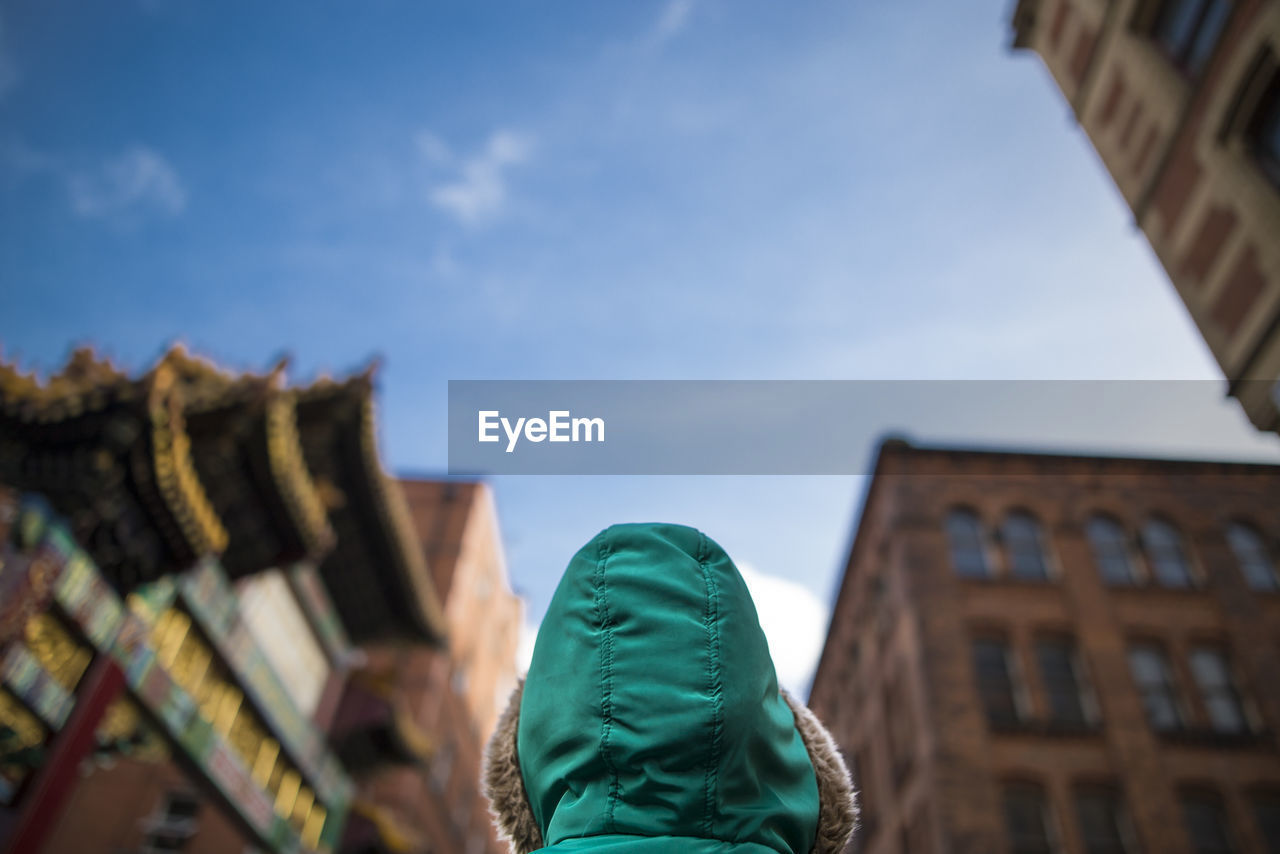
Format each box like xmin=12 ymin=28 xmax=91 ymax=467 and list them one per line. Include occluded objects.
xmin=516 ymin=524 xmax=821 ymax=853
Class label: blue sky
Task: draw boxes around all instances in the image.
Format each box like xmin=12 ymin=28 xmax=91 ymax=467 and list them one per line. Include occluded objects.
xmin=3 ymin=0 xmax=1278 ymax=694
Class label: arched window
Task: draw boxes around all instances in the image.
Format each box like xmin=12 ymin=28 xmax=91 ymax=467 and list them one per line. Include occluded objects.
xmin=1087 ymin=515 xmax=1137 ymax=586
xmin=946 ymin=509 xmax=991 ymax=579
xmin=1227 ymin=522 xmax=1278 ymax=591
xmin=1142 ymin=518 xmax=1194 ymax=588
xmin=1002 ymin=511 xmax=1049 ymax=581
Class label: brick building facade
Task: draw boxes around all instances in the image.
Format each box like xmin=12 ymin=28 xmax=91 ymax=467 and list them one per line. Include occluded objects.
xmin=330 ymin=479 xmax=521 ymax=854
xmin=1010 ymin=0 xmax=1280 ymax=431
xmin=399 ymin=480 xmax=522 ymax=745
xmin=808 ymin=439 xmax=1280 ymax=853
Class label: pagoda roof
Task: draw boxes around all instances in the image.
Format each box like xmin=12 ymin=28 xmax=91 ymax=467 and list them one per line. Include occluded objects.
xmin=0 ymin=346 xmax=445 ymax=645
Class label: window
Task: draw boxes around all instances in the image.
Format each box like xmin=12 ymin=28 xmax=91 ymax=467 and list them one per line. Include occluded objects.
xmin=947 ymin=509 xmax=991 ymax=578
xmin=1248 ymin=70 xmax=1280 ymax=187
xmin=1142 ymin=519 xmax=1195 ymax=588
xmin=1036 ymin=637 xmax=1093 ymax=728
xmin=142 ymin=791 xmax=200 ymax=854
xmin=1003 ymin=781 xmax=1059 ymax=854
xmin=1251 ymin=791 xmax=1280 ymax=854
xmin=885 ymin=674 xmax=915 ymax=783
xmin=1188 ymin=647 xmax=1248 ymax=734
xmin=1227 ymin=522 xmax=1278 ymax=591
xmin=1087 ymin=516 xmax=1138 ymax=585
xmin=1128 ymin=644 xmax=1185 ymax=732
xmin=1003 ymin=511 xmax=1050 ymax=581
xmin=973 ymin=637 xmax=1026 ymax=728
xmin=1075 ymin=786 xmax=1134 ymax=854
xmin=1181 ymin=790 xmax=1237 ymax=854
xmin=1151 ymin=0 xmax=1232 ymax=77
xmin=847 ymin=639 xmax=861 ymax=694
xmin=143 ymin=832 xmax=188 ymax=853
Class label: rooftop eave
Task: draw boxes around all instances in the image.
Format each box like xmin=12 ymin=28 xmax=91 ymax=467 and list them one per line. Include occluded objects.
xmin=297 ymin=374 xmax=448 ymax=646
xmin=1011 ymin=0 xmax=1039 ymax=50
xmin=355 ymin=393 xmax=448 ymax=645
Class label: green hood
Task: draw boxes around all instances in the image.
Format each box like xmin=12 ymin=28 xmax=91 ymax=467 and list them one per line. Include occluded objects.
xmin=485 ymin=524 xmax=856 ymax=854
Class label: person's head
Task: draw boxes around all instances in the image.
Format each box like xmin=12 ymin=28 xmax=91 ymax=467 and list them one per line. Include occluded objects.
xmin=485 ymin=523 xmax=857 ymax=853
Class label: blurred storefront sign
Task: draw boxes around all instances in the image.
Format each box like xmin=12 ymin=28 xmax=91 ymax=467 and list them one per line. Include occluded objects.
xmin=0 ymin=496 xmax=352 ymax=853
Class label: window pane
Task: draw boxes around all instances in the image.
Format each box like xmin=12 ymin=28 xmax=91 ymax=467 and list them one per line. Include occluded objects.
xmin=1256 ymin=79 xmax=1280 ymax=179
xmin=948 ymin=510 xmax=991 ymax=578
xmin=1005 ymin=512 xmax=1049 ymax=581
xmin=1076 ymin=788 xmax=1130 ymax=854
xmin=1088 ymin=517 xmax=1136 ymax=585
xmin=1154 ymin=0 xmax=1206 ymax=60
xmin=1227 ymin=523 xmax=1278 ymax=591
xmin=1189 ymin=648 xmax=1247 ymax=734
xmin=1128 ymin=646 xmax=1183 ymax=731
xmin=1037 ymin=639 xmax=1089 ymax=727
xmin=1144 ymin=520 xmax=1194 ymax=588
xmin=146 ymin=833 xmax=188 ymax=851
xmin=1185 ymin=0 xmax=1231 ymax=75
xmin=974 ymin=639 xmax=1022 ymax=727
xmin=1182 ymin=794 xmax=1236 ymax=854
xmin=1004 ymin=783 xmax=1056 ymax=854
xmin=163 ymin=793 xmax=200 ymax=821
xmin=1252 ymin=793 xmax=1280 ymax=854
xmin=886 ymin=676 xmax=915 ymax=779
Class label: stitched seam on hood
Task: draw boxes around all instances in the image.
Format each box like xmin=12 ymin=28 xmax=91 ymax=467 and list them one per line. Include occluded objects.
xmin=595 ymin=532 xmax=620 ymax=833
xmin=698 ymin=531 xmax=723 ymax=838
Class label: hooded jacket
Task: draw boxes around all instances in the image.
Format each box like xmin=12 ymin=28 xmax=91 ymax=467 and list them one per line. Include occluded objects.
xmin=484 ymin=523 xmax=857 ymax=853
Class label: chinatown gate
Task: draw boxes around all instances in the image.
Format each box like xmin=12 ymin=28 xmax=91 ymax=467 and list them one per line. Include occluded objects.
xmin=0 ymin=347 xmax=447 ymax=854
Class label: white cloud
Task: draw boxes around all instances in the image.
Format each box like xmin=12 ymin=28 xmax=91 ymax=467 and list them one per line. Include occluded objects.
xmin=0 ymin=140 xmax=55 ymax=175
xmin=654 ymin=0 xmax=697 ymax=43
xmin=736 ymin=562 xmax=829 ymax=698
xmin=516 ymin=616 xmax=539 ymax=675
xmin=414 ymin=130 xmax=453 ymax=166
xmin=67 ymin=146 xmax=187 ymax=220
xmin=2 ymin=142 xmax=187 ymax=225
xmin=424 ymin=129 xmax=533 ymax=226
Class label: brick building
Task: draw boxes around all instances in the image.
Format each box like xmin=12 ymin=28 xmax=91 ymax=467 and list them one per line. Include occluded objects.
xmin=331 ymin=480 xmax=521 ymax=854
xmin=1009 ymin=0 xmax=1280 ymax=431
xmin=399 ymin=479 xmax=522 ymax=745
xmin=808 ymin=438 xmax=1280 ymax=853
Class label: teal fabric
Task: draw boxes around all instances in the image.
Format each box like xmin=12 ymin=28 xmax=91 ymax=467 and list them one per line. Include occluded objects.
xmin=518 ymin=524 xmax=819 ymax=854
